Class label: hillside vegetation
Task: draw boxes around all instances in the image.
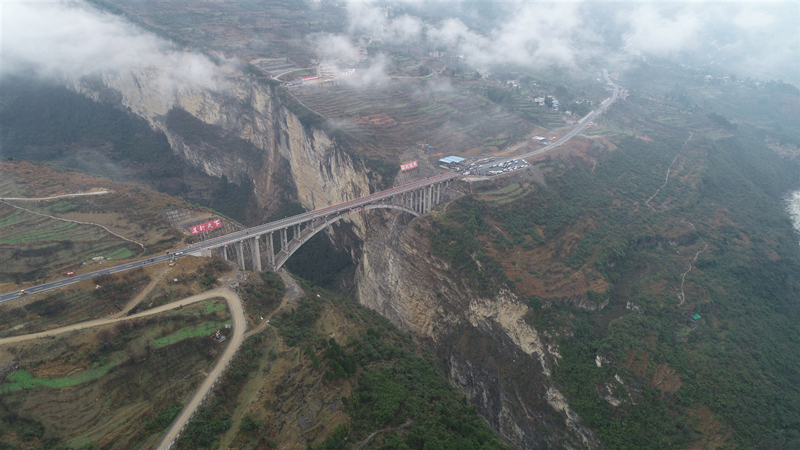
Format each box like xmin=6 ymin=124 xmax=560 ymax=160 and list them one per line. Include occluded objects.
xmin=176 ymin=277 xmax=508 ymax=450
xmin=432 ymin=123 xmax=800 ymax=449
xmin=0 ymin=299 xmax=230 ymax=450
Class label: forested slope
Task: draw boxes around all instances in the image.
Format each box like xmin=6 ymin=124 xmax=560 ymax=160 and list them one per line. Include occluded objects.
xmin=430 ymin=128 xmax=800 ymax=449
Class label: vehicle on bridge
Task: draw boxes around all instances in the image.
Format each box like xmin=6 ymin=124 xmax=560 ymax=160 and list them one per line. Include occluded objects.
xmin=19 ymin=290 xmax=27 ymax=296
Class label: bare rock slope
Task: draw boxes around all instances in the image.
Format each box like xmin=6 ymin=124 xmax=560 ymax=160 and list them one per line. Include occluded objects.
xmin=356 ymin=216 xmax=598 ymax=449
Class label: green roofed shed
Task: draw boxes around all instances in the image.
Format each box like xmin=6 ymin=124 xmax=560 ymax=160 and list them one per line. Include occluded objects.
xmin=691 ymin=313 xmax=702 ymax=321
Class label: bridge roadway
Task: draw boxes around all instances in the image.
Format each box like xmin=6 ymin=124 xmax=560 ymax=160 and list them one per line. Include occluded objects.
xmin=0 ymin=70 xmax=619 ymax=304
xmin=0 ymin=171 xmax=457 ymax=304
xmin=186 ymin=170 xmax=457 ymax=254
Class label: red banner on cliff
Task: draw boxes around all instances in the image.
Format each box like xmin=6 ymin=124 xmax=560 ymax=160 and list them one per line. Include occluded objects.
xmin=190 ymin=219 xmax=222 ymax=235
xmin=400 ymin=161 xmax=418 ymax=171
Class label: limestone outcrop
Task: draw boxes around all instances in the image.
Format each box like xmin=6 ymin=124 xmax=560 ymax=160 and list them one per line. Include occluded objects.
xmin=61 ymin=67 xmax=592 ymax=449
xmin=64 ymin=71 xmax=369 ymax=227
xmin=355 ymin=217 xmax=598 ymax=449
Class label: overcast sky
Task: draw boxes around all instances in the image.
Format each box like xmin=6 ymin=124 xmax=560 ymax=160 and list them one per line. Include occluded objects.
xmin=340 ymin=0 xmax=800 ymax=83
xmin=1 ymin=0 xmax=798 ymax=86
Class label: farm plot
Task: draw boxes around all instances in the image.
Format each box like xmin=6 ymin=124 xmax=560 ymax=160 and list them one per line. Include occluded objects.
xmin=0 ymin=270 xmax=152 ymax=336
xmin=0 ymin=299 xmax=228 ymax=450
xmin=292 ymin=80 xmax=532 ymax=159
xmin=0 ymin=203 xmax=139 ymax=284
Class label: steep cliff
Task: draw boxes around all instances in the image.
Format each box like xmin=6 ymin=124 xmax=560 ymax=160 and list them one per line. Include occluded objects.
xmin=64 ymin=71 xmax=370 ymax=225
xmin=355 ymin=211 xmax=598 ymax=449
xmin=60 ymin=69 xmax=592 ymax=448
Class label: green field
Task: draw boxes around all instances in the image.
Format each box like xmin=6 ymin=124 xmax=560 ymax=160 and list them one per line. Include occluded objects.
xmin=0 ymin=365 xmax=117 ymax=393
xmin=152 ymin=319 xmax=231 ymax=348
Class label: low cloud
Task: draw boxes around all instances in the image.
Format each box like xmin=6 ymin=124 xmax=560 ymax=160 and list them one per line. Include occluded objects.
xmin=1 ymin=1 xmax=222 ymax=89
xmin=346 ymin=2 xmax=595 ymax=70
xmin=309 ymin=32 xmax=389 ymax=86
xmin=340 ymin=0 xmax=798 ymax=84
xmin=618 ymin=4 xmax=703 ymax=55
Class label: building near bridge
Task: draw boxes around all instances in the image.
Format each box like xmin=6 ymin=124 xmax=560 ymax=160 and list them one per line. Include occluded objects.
xmin=317 ymin=64 xmax=336 ymax=79
xmin=439 ymin=156 xmax=465 ymax=167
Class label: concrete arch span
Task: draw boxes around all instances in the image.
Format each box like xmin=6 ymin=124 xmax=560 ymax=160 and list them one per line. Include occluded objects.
xmin=270 ymin=203 xmax=420 ymax=271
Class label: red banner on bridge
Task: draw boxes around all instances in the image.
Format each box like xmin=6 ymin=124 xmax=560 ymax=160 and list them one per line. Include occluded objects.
xmin=400 ymin=161 xmax=418 ymax=171
xmin=190 ymin=219 xmax=222 ymax=235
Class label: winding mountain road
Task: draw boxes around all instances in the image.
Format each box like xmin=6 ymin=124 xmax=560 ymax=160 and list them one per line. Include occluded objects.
xmin=155 ymin=288 xmax=245 ymax=450
xmin=0 ymin=287 xmax=245 ymax=450
xmin=0 ymin=288 xmax=241 ymax=346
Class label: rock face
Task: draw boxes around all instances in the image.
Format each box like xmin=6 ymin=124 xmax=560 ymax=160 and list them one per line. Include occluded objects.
xmin=64 ymin=71 xmax=370 ymax=223
xmin=355 ymin=216 xmax=598 ymax=449
xmin=63 ymin=69 xmax=592 ymax=449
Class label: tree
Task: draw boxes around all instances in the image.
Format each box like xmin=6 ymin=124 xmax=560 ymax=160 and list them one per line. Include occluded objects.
xmin=545 ymin=96 xmax=554 ymax=108
xmin=555 ymin=85 xmax=569 ymax=100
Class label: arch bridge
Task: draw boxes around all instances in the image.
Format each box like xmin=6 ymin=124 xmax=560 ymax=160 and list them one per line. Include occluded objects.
xmin=189 ymin=173 xmax=456 ymax=272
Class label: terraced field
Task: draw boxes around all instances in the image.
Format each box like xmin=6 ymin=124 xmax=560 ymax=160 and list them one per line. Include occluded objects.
xmin=0 ymin=161 xmax=195 ymax=284
xmin=0 ymin=271 xmax=152 ymax=336
xmin=476 ymin=182 xmax=531 ymax=205
xmin=152 ymin=319 xmax=231 ymax=348
xmin=0 ymin=204 xmax=140 ymax=284
xmin=293 ymin=80 xmax=532 ymax=159
xmin=0 ymin=298 xmax=229 ymax=450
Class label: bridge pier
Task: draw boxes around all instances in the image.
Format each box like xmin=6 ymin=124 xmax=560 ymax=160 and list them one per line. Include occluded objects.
xmin=267 ymin=232 xmax=275 ymax=268
xmin=294 ymin=224 xmax=300 ymax=241
xmin=236 ymin=241 xmax=245 ymax=271
xmin=222 ymin=245 xmax=228 ymax=261
xmin=426 ymin=185 xmax=432 ymax=213
xmin=281 ymin=228 xmax=288 ymax=250
xmin=251 ymin=237 xmax=262 ymax=272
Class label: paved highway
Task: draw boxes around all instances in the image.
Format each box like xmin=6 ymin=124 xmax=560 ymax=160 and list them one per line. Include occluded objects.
xmin=182 ymin=170 xmax=458 ymax=252
xmin=0 ymin=69 xmax=617 ymax=303
xmin=461 ymin=69 xmax=618 ymax=176
xmin=0 ymin=172 xmax=457 ymax=303
xmin=518 ymin=69 xmax=618 ymax=160
xmin=0 ymin=253 xmax=175 ymax=304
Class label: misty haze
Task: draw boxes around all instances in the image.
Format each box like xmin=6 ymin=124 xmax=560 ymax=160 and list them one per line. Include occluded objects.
xmin=0 ymin=1 xmax=799 ymax=449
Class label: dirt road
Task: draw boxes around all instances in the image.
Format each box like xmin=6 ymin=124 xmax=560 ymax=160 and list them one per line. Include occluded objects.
xmin=0 ymin=198 xmax=144 ymax=251
xmin=243 ymin=268 xmax=303 ymax=338
xmin=354 ymin=418 xmax=414 ymax=450
xmin=0 ymin=288 xmax=237 ymax=345
xmin=155 ymin=288 xmax=245 ymax=450
xmin=0 ymin=286 xmax=247 ymax=450
xmin=113 ymin=267 xmax=168 ymax=318
xmin=0 ymin=190 xmax=110 ymax=201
